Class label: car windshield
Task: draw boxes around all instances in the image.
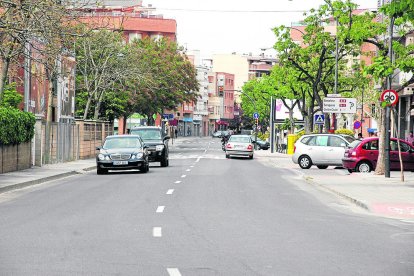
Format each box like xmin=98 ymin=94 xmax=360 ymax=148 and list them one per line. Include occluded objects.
xmin=229 ymin=136 xmax=250 ymax=143
xmin=104 ymin=137 xmax=142 ymax=149
xmin=342 ymin=135 xmax=356 ymax=144
xmin=348 ymin=140 xmax=361 ymax=149
xmin=131 ymin=129 xmax=162 ymax=140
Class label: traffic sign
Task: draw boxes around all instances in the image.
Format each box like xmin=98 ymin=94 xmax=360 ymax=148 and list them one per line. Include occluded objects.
xmin=354 ymin=121 xmax=361 ymax=129
xmin=380 ymin=89 xmax=398 ymax=106
xmin=253 ymin=112 xmax=259 ymax=119
xmin=322 ymin=97 xmax=357 ymax=113
xmin=314 ymin=114 xmax=325 ymax=125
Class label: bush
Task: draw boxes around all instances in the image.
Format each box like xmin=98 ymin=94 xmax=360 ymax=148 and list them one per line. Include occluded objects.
xmin=257 ymin=131 xmax=269 ymax=141
xmin=335 ymin=129 xmax=354 ymax=136
xmin=0 ymin=107 xmax=35 ymax=145
xmin=0 ymin=83 xmax=23 ymax=109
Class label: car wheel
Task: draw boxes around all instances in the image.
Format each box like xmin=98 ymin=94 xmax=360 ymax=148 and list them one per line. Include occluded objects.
xmin=317 ymin=165 xmax=328 ymax=169
xmin=249 ymin=154 xmax=254 ymax=159
xmin=226 ymin=154 xmax=230 ymax=159
xmin=97 ymin=167 xmax=107 ymax=175
xmin=141 ymin=163 xmax=149 ymax=173
xmin=161 ymin=156 xmax=169 ymax=167
xmin=299 ymin=155 xmax=312 ymax=169
xmin=357 ymin=161 xmax=371 ymax=173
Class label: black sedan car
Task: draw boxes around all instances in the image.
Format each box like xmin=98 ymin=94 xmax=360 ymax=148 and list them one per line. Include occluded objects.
xmin=251 ymin=136 xmax=270 ymax=150
xmin=96 ymin=135 xmax=149 ymax=174
xmin=130 ymin=126 xmax=170 ymax=167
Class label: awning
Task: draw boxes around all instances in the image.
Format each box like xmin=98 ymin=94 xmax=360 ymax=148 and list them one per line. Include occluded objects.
xmin=367 ymin=128 xmax=377 ymax=133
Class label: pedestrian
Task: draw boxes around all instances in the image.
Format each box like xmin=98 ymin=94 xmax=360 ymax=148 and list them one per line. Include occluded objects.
xmin=174 ymin=127 xmax=178 ymax=138
xmin=357 ymin=133 xmax=363 ymax=140
xmin=406 ymin=131 xmax=414 ymax=146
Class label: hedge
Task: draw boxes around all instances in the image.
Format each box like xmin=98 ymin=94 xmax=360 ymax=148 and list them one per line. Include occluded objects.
xmin=335 ymin=128 xmax=354 ymax=136
xmin=0 ymin=107 xmax=35 ymax=145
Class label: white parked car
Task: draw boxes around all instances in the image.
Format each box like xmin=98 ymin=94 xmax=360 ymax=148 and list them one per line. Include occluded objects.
xmin=292 ymin=134 xmax=355 ymax=169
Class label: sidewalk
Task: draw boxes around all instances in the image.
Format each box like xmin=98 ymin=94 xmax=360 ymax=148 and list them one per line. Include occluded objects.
xmin=255 ymin=150 xmax=414 ymax=221
xmin=0 ymin=159 xmax=96 ymax=193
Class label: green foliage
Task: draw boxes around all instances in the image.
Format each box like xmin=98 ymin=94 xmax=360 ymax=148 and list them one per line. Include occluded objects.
xmin=0 ymin=83 xmax=23 ymax=108
xmin=0 ymin=107 xmax=35 ymax=145
xmin=335 ymin=128 xmax=354 ymax=136
xmin=257 ymin=131 xmax=269 ymax=141
xmin=296 ymin=130 xmax=306 ymax=139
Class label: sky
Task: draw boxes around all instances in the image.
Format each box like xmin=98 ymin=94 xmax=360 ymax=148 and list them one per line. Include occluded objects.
xmin=144 ymin=0 xmax=378 ymax=58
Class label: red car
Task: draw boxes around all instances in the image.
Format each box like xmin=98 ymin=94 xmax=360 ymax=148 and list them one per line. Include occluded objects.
xmin=342 ymin=137 xmax=414 ymax=173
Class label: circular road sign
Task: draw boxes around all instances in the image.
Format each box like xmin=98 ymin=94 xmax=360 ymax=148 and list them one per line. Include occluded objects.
xmin=353 ymin=121 xmax=361 ymax=129
xmin=253 ymin=112 xmax=259 ymax=119
xmin=380 ymin=89 xmax=399 ymax=106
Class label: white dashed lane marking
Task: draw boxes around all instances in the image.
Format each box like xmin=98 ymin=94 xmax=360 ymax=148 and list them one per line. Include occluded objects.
xmin=156 ymin=206 xmax=165 ymax=213
xmin=153 ymin=227 xmax=162 ymax=237
xmin=186 ymin=169 xmax=191 ymax=172
xmin=174 ymin=180 xmax=181 ymax=184
xmin=166 ymin=189 xmax=174 ymax=195
xmin=167 ymin=268 xmax=182 ymax=276
xmin=181 ymin=175 xmax=186 ymax=178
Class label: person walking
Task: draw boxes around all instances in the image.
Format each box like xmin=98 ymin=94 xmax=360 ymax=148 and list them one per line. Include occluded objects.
xmin=357 ymin=133 xmax=363 ymax=140
xmin=406 ymin=131 xmax=414 ymax=146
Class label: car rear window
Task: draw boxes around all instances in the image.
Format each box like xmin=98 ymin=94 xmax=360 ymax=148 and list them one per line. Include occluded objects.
xmin=348 ymin=140 xmax=361 ymax=149
xmin=130 ymin=129 xmax=162 ymax=140
xmin=229 ymin=136 xmax=250 ymax=143
xmin=342 ymin=135 xmax=356 ymax=144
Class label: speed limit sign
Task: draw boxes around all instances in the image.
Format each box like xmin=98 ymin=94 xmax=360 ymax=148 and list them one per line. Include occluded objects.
xmin=380 ymin=89 xmax=399 ymax=106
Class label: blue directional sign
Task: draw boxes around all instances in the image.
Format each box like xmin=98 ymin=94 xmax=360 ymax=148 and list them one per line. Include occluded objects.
xmin=314 ymin=114 xmax=325 ymax=125
xmin=162 ymin=113 xmax=174 ymax=120
xmin=253 ymin=112 xmax=259 ymax=119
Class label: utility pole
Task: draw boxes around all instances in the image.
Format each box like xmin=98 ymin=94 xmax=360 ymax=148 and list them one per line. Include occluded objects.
xmin=385 ymin=15 xmax=395 ymax=178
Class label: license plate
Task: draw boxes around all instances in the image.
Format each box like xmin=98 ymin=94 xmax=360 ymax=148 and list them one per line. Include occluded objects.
xmin=113 ymin=161 xmax=128 ymax=165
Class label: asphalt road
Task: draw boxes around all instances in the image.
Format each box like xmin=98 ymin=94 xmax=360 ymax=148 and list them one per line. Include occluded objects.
xmin=0 ymin=136 xmax=413 ymax=275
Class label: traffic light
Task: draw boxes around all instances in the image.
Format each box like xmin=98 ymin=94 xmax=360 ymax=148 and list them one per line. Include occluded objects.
xmin=218 ymin=86 xmax=224 ymax=97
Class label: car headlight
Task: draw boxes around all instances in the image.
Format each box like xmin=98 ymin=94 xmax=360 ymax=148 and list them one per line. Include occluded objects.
xmin=131 ymin=154 xmax=136 ymax=159
xmin=98 ymin=154 xmax=105 ymax=161
xmin=136 ymin=153 xmax=143 ymax=159
xmin=156 ymin=145 xmax=164 ymax=151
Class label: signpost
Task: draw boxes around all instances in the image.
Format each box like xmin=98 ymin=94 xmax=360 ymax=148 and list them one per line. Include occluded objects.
xmin=314 ymin=114 xmax=325 ymax=125
xmin=253 ymin=112 xmax=259 ymax=119
xmin=322 ymin=97 xmax=357 ymax=113
xmin=380 ymin=89 xmax=398 ymax=107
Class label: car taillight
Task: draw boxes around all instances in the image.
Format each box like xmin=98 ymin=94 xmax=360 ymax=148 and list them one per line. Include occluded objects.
xmin=247 ymin=145 xmax=253 ymax=150
xmin=226 ymin=144 xmax=232 ymax=149
xmin=294 ymin=145 xmax=296 ymax=153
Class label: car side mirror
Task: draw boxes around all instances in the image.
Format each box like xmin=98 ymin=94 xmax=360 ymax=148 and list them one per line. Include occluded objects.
xmin=96 ymin=146 xmax=101 ymax=150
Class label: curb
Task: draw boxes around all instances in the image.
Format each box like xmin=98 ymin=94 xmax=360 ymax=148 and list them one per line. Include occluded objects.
xmin=0 ymin=166 xmax=96 ymax=194
xmin=302 ymin=175 xmax=370 ymax=211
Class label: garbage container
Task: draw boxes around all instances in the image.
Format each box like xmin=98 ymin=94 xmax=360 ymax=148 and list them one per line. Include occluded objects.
xmin=287 ymin=134 xmax=298 ymax=155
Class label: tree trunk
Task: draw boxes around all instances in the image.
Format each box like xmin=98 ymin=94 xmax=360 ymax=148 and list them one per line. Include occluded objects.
xmin=0 ymin=58 xmax=10 ymax=103
xmin=375 ymin=108 xmax=385 ymax=175
xmin=83 ymin=95 xmax=93 ymax=120
xmin=93 ymin=91 xmax=105 ymax=120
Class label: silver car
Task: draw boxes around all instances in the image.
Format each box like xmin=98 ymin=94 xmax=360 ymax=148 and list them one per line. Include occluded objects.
xmin=292 ymin=134 xmax=355 ymax=169
xmin=225 ymin=135 xmax=254 ymax=159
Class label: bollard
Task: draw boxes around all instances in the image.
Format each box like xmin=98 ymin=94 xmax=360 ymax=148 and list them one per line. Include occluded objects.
xmin=287 ymin=134 xmax=298 ymax=155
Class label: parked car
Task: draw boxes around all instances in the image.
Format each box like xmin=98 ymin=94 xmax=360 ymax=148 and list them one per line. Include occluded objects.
xmin=96 ymin=135 xmax=149 ymax=174
xmin=292 ymin=134 xmax=355 ymax=169
xmin=342 ymin=137 xmax=414 ymax=173
xmin=130 ymin=126 xmax=170 ymax=167
xmin=251 ymin=135 xmax=270 ymax=150
xmin=225 ymin=135 xmax=254 ymax=159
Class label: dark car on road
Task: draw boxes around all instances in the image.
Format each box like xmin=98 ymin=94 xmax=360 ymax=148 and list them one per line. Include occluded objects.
xmin=212 ymin=130 xmax=229 ymax=138
xmin=343 ymin=137 xmax=414 ymax=173
xmin=130 ymin=126 xmax=170 ymax=167
xmin=96 ymin=135 xmax=149 ymax=174
xmin=250 ymin=135 xmax=270 ymax=150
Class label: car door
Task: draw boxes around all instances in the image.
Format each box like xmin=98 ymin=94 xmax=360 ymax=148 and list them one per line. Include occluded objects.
xmin=311 ymin=135 xmax=330 ymax=164
xmin=327 ymin=136 xmax=347 ymax=166
xmin=390 ymin=140 xmax=414 ymax=171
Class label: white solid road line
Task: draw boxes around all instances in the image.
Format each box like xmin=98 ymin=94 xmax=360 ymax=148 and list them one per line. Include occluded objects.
xmin=166 ymin=189 xmax=174 ymax=195
xmin=167 ymin=268 xmax=182 ymax=276
xmin=153 ymin=227 xmax=162 ymax=237
xmin=156 ymin=206 xmax=165 ymax=213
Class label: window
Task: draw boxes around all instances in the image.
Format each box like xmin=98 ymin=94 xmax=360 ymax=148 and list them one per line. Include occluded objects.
xmin=362 ymin=140 xmax=379 ymax=150
xmin=329 ymin=136 xmax=345 ymax=147
xmin=128 ymin=33 xmax=142 ymax=43
xmin=391 ymin=140 xmax=410 ymax=152
xmin=315 ymin=136 xmax=328 ymax=146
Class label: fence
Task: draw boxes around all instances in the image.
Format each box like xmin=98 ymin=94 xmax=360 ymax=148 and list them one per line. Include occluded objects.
xmin=0 ymin=142 xmax=31 ymax=174
xmin=33 ymin=119 xmax=113 ymax=167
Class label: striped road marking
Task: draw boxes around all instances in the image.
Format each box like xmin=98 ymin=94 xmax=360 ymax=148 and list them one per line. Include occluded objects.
xmin=167 ymin=268 xmax=182 ymax=276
